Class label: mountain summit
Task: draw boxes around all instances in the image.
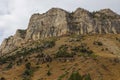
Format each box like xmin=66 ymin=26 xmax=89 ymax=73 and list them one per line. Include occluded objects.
xmin=0 ymin=8 xmax=120 ymax=56
xmin=0 ymin=8 xmax=120 ymax=80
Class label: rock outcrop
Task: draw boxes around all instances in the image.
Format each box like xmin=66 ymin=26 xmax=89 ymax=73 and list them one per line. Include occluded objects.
xmin=0 ymin=8 xmax=120 ymax=56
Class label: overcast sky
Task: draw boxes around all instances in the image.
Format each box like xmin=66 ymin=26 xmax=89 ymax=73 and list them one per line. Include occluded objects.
xmin=0 ymin=0 xmax=120 ymax=44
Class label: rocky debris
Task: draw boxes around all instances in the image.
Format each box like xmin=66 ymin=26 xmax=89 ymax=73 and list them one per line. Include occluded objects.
xmin=0 ymin=7 xmax=120 ymax=57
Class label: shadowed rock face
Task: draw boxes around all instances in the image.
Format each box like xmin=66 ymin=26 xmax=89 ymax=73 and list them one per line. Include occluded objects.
xmin=0 ymin=8 xmax=120 ymax=56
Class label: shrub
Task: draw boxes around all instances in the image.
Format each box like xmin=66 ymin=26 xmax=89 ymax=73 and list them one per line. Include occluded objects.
xmin=0 ymin=77 xmax=6 ymax=80
xmin=101 ymin=48 xmax=104 ymax=51
xmin=68 ymin=71 xmax=82 ymax=80
xmin=80 ymin=47 xmax=93 ymax=54
xmin=71 ymin=46 xmax=80 ymax=52
xmin=116 ymin=37 xmax=120 ymax=42
xmin=55 ymin=45 xmax=74 ymax=58
xmin=93 ymin=41 xmax=103 ymax=46
xmin=0 ymin=57 xmax=7 ymax=65
xmin=90 ymin=54 xmax=98 ymax=59
xmin=47 ymin=64 xmax=50 ymax=68
xmin=16 ymin=59 xmax=22 ymax=66
xmin=23 ymin=69 xmax=34 ymax=76
xmin=23 ymin=62 xmax=34 ymax=80
xmin=72 ymin=46 xmax=93 ymax=56
xmin=47 ymin=70 xmax=52 ymax=76
xmin=6 ymin=62 xmax=13 ymax=69
xmin=55 ymin=50 xmax=74 ymax=58
xmin=8 ymin=55 xmax=16 ymax=61
xmin=25 ymin=62 xmax=31 ymax=69
xmin=68 ymin=72 xmax=92 ymax=80
xmin=44 ymin=40 xmax=55 ymax=48
xmin=83 ymin=74 xmax=91 ymax=80
xmin=59 ymin=45 xmax=68 ymax=51
xmin=0 ymin=55 xmax=16 ymax=65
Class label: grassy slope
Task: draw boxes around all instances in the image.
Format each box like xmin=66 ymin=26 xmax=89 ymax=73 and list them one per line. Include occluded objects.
xmin=0 ymin=34 xmax=120 ymax=80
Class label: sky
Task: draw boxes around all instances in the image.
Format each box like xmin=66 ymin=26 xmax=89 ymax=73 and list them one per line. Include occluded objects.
xmin=0 ymin=0 xmax=120 ymax=44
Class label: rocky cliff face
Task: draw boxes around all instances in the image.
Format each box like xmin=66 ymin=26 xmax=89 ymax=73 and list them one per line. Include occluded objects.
xmin=26 ymin=8 xmax=69 ymax=40
xmin=0 ymin=8 xmax=120 ymax=56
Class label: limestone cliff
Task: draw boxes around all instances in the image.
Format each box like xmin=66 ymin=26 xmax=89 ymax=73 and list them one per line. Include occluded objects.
xmin=0 ymin=8 xmax=120 ymax=56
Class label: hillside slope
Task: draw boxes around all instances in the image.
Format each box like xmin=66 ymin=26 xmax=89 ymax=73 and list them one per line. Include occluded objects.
xmin=0 ymin=34 xmax=120 ymax=80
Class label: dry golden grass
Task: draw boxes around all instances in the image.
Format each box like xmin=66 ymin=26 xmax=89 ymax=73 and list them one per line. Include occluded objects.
xmin=0 ymin=34 xmax=120 ymax=80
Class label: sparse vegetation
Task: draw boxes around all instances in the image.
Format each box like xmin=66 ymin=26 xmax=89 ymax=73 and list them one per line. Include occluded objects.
xmin=43 ymin=39 xmax=56 ymax=48
xmin=68 ymin=71 xmax=82 ymax=80
xmin=55 ymin=45 xmax=74 ymax=58
xmin=0 ymin=34 xmax=120 ymax=80
xmin=116 ymin=37 xmax=120 ymax=42
xmin=22 ymin=62 xmax=34 ymax=80
xmin=0 ymin=57 xmax=7 ymax=65
xmin=16 ymin=58 xmax=22 ymax=66
xmin=0 ymin=39 xmax=55 ymax=66
xmin=0 ymin=77 xmax=6 ymax=80
xmin=47 ymin=70 xmax=52 ymax=76
xmin=68 ymin=71 xmax=92 ymax=80
xmin=47 ymin=64 xmax=50 ymax=68
xmin=93 ymin=41 xmax=103 ymax=46
xmin=6 ymin=62 xmax=13 ymax=69
xmin=71 ymin=44 xmax=94 ymax=57
xmin=83 ymin=74 xmax=91 ymax=80
xmin=25 ymin=62 xmax=31 ymax=69
xmin=55 ymin=50 xmax=74 ymax=58
xmin=23 ymin=69 xmax=34 ymax=78
xmin=58 ymin=71 xmax=69 ymax=80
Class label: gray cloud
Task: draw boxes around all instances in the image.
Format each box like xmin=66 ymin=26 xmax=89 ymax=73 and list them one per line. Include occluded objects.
xmin=0 ymin=0 xmax=9 ymax=15
xmin=0 ymin=0 xmax=120 ymax=44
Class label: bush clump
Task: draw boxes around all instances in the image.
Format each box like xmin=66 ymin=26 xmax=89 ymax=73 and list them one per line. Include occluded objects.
xmin=83 ymin=74 xmax=91 ymax=80
xmin=68 ymin=71 xmax=92 ymax=80
xmin=0 ymin=77 xmax=6 ymax=80
xmin=55 ymin=50 xmax=74 ymax=58
xmin=43 ymin=40 xmax=55 ymax=48
xmin=23 ymin=69 xmax=34 ymax=77
xmin=6 ymin=62 xmax=13 ymax=69
xmin=25 ymin=62 xmax=31 ymax=69
xmin=68 ymin=71 xmax=82 ymax=80
xmin=116 ymin=37 xmax=120 ymax=42
xmin=47 ymin=70 xmax=52 ymax=76
xmin=55 ymin=45 xmax=74 ymax=58
xmin=71 ymin=45 xmax=94 ymax=57
xmin=93 ymin=41 xmax=103 ymax=46
xmin=0 ymin=57 xmax=7 ymax=65
xmin=22 ymin=62 xmax=34 ymax=80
